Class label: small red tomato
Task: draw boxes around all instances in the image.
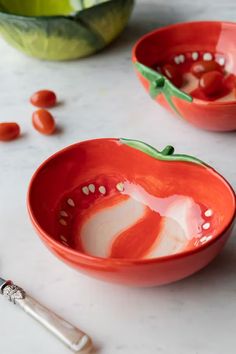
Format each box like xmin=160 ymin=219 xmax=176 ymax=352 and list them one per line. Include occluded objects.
xmin=30 ymin=90 xmax=57 ymax=108
xmin=32 ymin=109 xmax=55 ymax=135
xmin=191 ymin=61 xmax=222 ymax=78
xmin=162 ymin=64 xmax=183 ymax=87
xmin=0 ymin=122 xmax=20 ymax=141
xmin=199 ymin=71 xmax=224 ymax=97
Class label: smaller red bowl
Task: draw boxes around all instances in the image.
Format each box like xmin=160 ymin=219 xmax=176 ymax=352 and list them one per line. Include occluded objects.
xmin=28 ymin=138 xmax=235 ymax=287
xmin=132 ymin=21 xmax=236 ymax=131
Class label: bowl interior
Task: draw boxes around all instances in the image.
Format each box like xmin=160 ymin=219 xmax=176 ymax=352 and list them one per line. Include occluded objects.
xmin=0 ymin=0 xmax=109 ymax=16
xmin=135 ymin=22 xmax=236 ymax=73
xmin=28 ymin=139 xmax=235 ymax=261
xmin=134 ymin=22 xmax=236 ymax=103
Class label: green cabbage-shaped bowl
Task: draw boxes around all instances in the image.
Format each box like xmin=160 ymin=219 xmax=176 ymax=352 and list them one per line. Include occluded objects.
xmin=0 ymin=0 xmax=134 ymax=60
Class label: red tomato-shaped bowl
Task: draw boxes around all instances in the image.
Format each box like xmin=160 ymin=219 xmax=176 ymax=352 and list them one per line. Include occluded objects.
xmin=132 ymin=21 xmax=236 ymax=131
xmin=27 ymin=138 xmax=236 ymax=287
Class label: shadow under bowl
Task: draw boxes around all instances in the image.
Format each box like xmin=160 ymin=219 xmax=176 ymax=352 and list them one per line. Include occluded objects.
xmin=27 ymin=138 xmax=236 ymax=286
xmin=0 ymin=0 xmax=134 ymax=60
xmin=133 ymin=21 xmax=236 ymax=131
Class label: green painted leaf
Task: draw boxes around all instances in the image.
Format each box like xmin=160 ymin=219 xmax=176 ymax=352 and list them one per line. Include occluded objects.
xmin=134 ymin=61 xmax=193 ymax=115
xmin=135 ymin=62 xmax=161 ymax=82
xmin=120 ymin=138 xmax=205 ymax=166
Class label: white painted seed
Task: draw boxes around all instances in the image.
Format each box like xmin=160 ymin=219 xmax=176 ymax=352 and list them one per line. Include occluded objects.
xmin=59 ymin=219 xmax=67 ymax=226
xmin=99 ymin=186 xmax=106 ymax=195
xmin=60 ymin=210 xmax=68 ymax=217
xmin=203 ymin=53 xmax=213 ymax=61
xmin=60 ymin=235 xmax=67 ymax=242
xmin=116 ymin=182 xmax=124 ymax=192
xmin=205 ymin=209 xmax=213 ymax=217
xmin=179 ymin=54 xmax=185 ymax=63
xmin=174 ymin=56 xmax=180 ymax=64
xmin=218 ymin=57 xmax=225 ymax=66
xmin=200 ymin=236 xmax=207 ymax=243
xmin=88 ymin=184 xmax=95 ymax=193
xmin=192 ymin=52 xmax=199 ymax=60
xmin=202 ymin=222 xmax=210 ymax=230
xmin=200 ymin=235 xmax=212 ymax=244
xmin=67 ymin=198 xmax=75 ymax=207
xmin=82 ymin=186 xmax=89 ymax=195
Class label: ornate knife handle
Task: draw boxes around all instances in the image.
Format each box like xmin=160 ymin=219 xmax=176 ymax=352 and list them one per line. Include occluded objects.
xmin=0 ymin=281 xmax=92 ymax=353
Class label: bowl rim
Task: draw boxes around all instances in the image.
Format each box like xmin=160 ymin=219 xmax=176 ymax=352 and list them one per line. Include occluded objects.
xmin=27 ymin=138 xmax=236 ymax=266
xmin=132 ymin=20 xmax=236 ymax=107
xmin=0 ymin=0 xmax=122 ymax=20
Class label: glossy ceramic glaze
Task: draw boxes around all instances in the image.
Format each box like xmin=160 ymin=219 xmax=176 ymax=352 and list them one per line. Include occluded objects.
xmin=28 ymin=138 xmax=236 ymax=286
xmin=0 ymin=0 xmax=134 ymax=60
xmin=133 ymin=21 xmax=236 ymax=131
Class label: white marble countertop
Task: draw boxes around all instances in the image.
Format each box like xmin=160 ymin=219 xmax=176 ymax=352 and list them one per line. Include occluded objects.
xmin=0 ymin=1 xmax=236 ymax=353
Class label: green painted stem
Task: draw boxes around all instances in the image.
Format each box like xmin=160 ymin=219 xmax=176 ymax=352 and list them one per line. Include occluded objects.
xmin=154 ymin=77 xmax=165 ymax=88
xmin=161 ymin=145 xmax=175 ymax=156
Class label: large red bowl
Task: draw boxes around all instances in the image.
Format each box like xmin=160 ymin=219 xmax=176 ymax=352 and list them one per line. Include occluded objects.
xmin=133 ymin=21 xmax=236 ymax=131
xmin=27 ymin=139 xmax=236 ymax=286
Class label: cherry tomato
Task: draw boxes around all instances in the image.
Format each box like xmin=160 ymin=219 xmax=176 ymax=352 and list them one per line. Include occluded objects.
xmin=32 ymin=109 xmax=55 ymax=135
xmin=0 ymin=122 xmax=20 ymax=141
xmin=162 ymin=64 xmax=183 ymax=87
xmin=199 ymin=71 xmax=224 ymax=97
xmin=191 ymin=60 xmax=222 ymax=78
xmin=30 ymin=90 xmax=57 ymax=108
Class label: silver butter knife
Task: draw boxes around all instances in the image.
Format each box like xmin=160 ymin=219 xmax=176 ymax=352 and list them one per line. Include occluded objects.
xmin=0 ymin=277 xmax=92 ymax=353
